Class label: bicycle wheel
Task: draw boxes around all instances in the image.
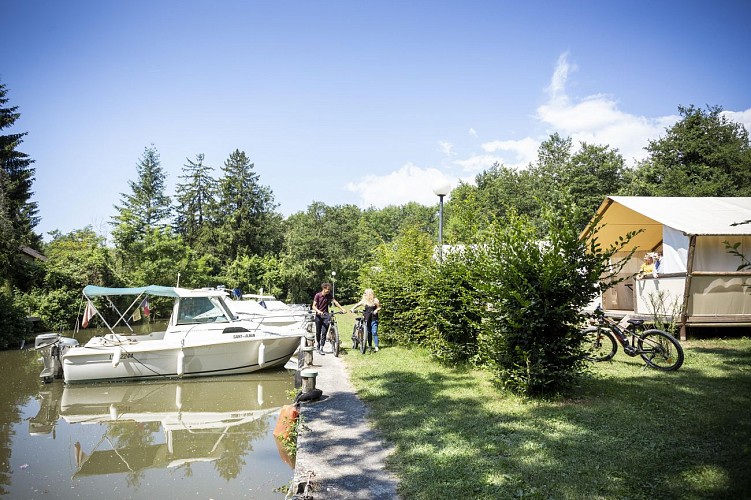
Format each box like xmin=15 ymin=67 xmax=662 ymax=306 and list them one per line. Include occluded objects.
xmin=638 ymin=329 xmax=684 ymax=371
xmin=582 ymin=325 xmax=618 ymax=361
xmin=333 ymin=325 xmax=340 ymax=357
xmin=359 ymin=326 xmax=367 ymax=354
xmin=352 ymin=324 xmax=359 ymax=349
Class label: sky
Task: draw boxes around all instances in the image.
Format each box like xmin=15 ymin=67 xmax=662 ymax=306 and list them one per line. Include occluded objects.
xmin=4 ymin=1 xmax=751 ymax=240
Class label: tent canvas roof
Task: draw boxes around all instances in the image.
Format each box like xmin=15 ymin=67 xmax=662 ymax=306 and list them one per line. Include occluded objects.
xmin=584 ymin=197 xmax=751 ymax=251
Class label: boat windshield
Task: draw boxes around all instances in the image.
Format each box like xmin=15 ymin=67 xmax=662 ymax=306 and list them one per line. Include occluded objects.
xmin=177 ymin=296 xmax=231 ymax=325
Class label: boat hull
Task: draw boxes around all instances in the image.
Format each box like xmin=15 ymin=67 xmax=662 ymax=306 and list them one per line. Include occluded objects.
xmin=62 ymin=333 xmax=302 ymax=383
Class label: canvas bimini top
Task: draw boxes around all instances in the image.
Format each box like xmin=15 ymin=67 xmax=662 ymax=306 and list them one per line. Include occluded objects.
xmin=83 ymin=285 xmax=227 ymax=299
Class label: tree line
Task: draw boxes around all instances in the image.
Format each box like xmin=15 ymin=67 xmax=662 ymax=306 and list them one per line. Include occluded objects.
xmin=2 ymin=78 xmax=750 ymax=393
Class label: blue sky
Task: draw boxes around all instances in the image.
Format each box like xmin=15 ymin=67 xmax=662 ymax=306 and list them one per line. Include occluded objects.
xmin=4 ymin=1 xmax=751 ymax=240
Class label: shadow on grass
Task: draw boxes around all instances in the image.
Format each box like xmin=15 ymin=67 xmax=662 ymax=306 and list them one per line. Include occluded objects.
xmin=353 ymin=346 xmax=751 ymax=499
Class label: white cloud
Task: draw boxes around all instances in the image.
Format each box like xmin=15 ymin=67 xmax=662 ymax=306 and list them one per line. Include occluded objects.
xmin=346 ymin=162 xmax=454 ymax=208
xmin=346 ymin=52 xmax=750 ymax=210
xmin=536 ymin=95 xmax=673 ymax=162
xmin=722 ymin=108 xmax=751 ymax=133
xmin=454 ymin=154 xmax=506 ymax=173
xmin=438 ymin=141 xmax=455 ymax=156
xmin=546 ymin=51 xmax=576 ymax=107
xmin=536 ymin=52 xmax=678 ymax=163
xmin=481 ymin=137 xmax=539 ymax=168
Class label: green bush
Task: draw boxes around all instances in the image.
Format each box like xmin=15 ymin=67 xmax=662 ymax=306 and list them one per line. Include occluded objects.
xmin=474 ymin=209 xmax=633 ymax=395
xmin=422 ymin=249 xmax=485 ymax=364
xmin=360 ymin=227 xmax=434 ymax=346
xmin=0 ymin=292 xmax=30 ymax=349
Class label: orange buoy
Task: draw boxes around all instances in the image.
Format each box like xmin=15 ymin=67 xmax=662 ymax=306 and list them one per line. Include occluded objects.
xmin=273 ymin=404 xmax=299 ymax=441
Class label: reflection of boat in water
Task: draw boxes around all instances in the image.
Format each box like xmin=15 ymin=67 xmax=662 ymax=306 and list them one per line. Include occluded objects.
xmin=29 ymin=372 xmax=295 ymax=477
xmin=35 ymin=285 xmax=304 ymax=383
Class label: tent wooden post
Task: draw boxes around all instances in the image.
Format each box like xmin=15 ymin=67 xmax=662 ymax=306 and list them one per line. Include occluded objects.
xmin=679 ymin=235 xmax=697 ymax=341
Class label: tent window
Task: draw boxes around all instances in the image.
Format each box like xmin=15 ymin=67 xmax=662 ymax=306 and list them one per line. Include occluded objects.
xmin=694 ymin=235 xmax=751 ymax=272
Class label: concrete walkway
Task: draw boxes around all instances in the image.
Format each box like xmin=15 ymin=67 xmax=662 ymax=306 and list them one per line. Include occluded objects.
xmin=292 ymin=347 xmax=400 ymax=499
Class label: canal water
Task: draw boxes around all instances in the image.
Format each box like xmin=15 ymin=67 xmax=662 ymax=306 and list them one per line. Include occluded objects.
xmin=0 ymin=326 xmax=298 ymax=499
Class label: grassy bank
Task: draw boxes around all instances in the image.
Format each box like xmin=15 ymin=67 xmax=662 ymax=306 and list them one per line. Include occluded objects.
xmin=342 ymin=337 xmax=751 ymax=499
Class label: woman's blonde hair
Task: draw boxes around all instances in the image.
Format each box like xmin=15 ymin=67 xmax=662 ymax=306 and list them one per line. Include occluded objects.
xmin=361 ymin=288 xmax=376 ymax=306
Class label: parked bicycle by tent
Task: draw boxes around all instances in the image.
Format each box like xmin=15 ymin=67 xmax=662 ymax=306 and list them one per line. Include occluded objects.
xmin=581 ymin=306 xmax=684 ymax=371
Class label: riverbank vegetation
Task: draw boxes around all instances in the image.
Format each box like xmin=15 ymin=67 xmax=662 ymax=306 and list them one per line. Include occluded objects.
xmin=345 ymin=340 xmax=751 ymax=499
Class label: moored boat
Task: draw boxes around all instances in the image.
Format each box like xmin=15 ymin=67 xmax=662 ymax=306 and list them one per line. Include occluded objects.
xmin=225 ymin=293 xmax=307 ymax=327
xmin=35 ymin=285 xmax=304 ymax=383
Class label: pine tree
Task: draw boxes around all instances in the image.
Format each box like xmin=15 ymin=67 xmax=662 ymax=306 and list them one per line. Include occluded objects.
xmin=111 ymin=145 xmax=172 ymax=251
xmin=0 ymin=81 xmax=40 ymax=248
xmin=174 ymin=153 xmax=217 ymax=248
xmin=215 ymin=149 xmax=282 ymax=261
xmin=0 ymin=81 xmax=41 ymax=293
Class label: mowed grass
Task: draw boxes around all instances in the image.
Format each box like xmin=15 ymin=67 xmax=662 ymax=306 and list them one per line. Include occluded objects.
xmin=341 ymin=336 xmax=751 ymax=499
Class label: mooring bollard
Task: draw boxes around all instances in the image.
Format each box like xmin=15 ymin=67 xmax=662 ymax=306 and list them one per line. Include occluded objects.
xmin=302 ymin=346 xmax=314 ymax=366
xmin=300 ymin=369 xmax=318 ymax=392
xmin=304 ymin=332 xmax=315 ymax=348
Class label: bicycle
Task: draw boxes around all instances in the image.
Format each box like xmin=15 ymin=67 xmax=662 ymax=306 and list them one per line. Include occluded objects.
xmin=351 ymin=311 xmax=367 ymax=355
xmin=324 ymin=311 xmax=344 ymax=357
xmin=581 ymin=306 xmax=684 ymax=371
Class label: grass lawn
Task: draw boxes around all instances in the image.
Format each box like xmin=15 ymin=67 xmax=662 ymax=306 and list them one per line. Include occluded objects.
xmin=340 ymin=333 xmax=751 ymax=499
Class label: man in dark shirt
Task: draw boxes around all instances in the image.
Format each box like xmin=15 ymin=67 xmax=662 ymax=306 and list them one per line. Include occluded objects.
xmin=311 ymin=282 xmax=345 ymax=355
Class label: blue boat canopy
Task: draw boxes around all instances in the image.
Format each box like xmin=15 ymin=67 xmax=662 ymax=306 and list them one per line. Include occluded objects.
xmin=82 ymin=285 xmax=227 ymax=299
xmin=83 ymin=285 xmax=180 ymax=298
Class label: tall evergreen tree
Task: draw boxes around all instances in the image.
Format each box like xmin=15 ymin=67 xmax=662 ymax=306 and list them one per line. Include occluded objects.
xmin=215 ymin=149 xmax=282 ymax=260
xmin=111 ymin=145 xmax=172 ymax=251
xmin=0 ymin=81 xmax=40 ymax=249
xmin=0 ymin=81 xmax=41 ymax=293
xmin=174 ymin=153 xmax=217 ymax=248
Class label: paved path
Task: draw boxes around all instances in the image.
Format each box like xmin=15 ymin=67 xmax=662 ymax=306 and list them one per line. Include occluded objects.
xmin=292 ymin=347 xmax=400 ymax=499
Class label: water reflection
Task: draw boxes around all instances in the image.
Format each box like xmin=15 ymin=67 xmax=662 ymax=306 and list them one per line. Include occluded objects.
xmin=2 ymin=346 xmax=296 ymax=498
xmin=32 ymin=374 xmax=292 ymax=484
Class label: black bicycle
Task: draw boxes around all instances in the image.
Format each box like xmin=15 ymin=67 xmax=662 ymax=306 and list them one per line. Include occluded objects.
xmin=582 ymin=306 xmax=684 ymax=371
xmin=324 ymin=312 xmax=344 ymax=357
xmin=351 ymin=311 xmax=367 ymax=355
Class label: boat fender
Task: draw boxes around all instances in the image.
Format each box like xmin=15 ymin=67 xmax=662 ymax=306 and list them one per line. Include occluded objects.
xmin=273 ymin=404 xmax=300 ymax=441
xmin=176 ymin=350 xmax=185 ymax=376
xmin=175 ymin=385 xmax=182 ymax=410
xmin=258 ymin=343 xmax=265 ymax=366
xmin=112 ymin=348 xmax=122 ymax=368
xmin=109 ymin=404 xmax=118 ymax=420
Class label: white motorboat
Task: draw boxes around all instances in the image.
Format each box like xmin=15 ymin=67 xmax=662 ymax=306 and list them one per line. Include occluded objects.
xmin=225 ymin=293 xmax=306 ymax=327
xmin=35 ymin=285 xmax=304 ymax=383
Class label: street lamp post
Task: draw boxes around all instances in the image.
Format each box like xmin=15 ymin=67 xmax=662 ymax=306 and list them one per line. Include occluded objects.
xmin=432 ymin=181 xmax=451 ymax=260
xmin=331 ymin=271 xmax=336 ymax=298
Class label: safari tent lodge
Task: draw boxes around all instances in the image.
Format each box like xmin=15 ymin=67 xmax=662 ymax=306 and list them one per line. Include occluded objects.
xmin=583 ymin=196 xmax=751 ymax=339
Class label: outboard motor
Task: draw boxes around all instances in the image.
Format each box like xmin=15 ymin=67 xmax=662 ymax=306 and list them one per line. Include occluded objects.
xmin=34 ymin=333 xmax=79 ymax=383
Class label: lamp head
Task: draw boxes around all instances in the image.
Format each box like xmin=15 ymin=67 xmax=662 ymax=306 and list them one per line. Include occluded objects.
xmin=432 ymin=180 xmax=451 ymax=197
